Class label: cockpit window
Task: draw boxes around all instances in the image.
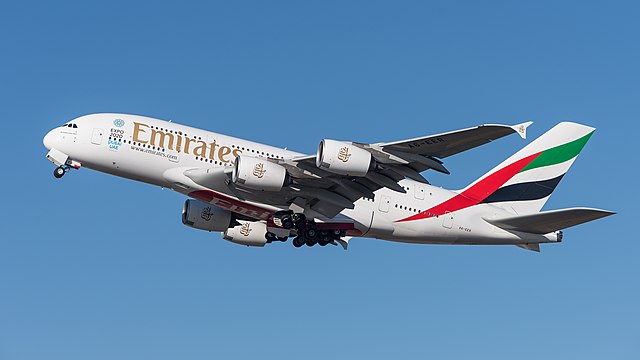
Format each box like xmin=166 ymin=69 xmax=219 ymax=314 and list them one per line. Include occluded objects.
xmin=72 ymin=124 xmax=78 ymax=128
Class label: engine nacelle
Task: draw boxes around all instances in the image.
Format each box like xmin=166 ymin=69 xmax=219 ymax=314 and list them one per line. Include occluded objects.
xmin=232 ymin=155 xmax=290 ymax=191
xmin=316 ymin=139 xmax=373 ymax=176
xmin=182 ymin=199 xmax=233 ymax=232
xmin=223 ymin=221 xmax=268 ymax=247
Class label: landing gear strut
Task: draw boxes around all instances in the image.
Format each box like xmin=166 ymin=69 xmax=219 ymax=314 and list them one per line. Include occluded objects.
xmin=265 ymin=232 xmax=288 ymax=243
xmin=293 ymin=219 xmax=345 ymax=248
xmin=273 ymin=211 xmax=306 ymax=230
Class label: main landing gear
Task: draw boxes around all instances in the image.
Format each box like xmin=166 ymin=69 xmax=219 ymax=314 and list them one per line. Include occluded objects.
xmin=291 ymin=227 xmax=344 ymax=248
xmin=272 ymin=211 xmax=306 ymax=230
xmin=265 ymin=232 xmax=288 ymax=244
xmin=272 ymin=210 xmax=346 ymax=248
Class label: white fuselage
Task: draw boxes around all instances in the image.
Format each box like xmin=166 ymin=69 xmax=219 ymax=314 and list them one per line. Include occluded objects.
xmin=43 ymin=113 xmax=558 ymax=246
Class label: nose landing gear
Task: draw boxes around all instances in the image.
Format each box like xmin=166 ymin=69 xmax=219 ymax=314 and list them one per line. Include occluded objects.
xmin=50 ymin=159 xmax=81 ymax=179
xmin=53 ymin=166 xmax=67 ymax=179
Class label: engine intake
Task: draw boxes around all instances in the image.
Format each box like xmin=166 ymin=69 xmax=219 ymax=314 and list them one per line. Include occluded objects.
xmin=182 ymin=199 xmax=233 ymax=232
xmin=232 ymin=155 xmax=290 ymax=191
xmin=316 ymin=139 xmax=373 ymax=176
xmin=223 ymin=221 xmax=268 ymax=247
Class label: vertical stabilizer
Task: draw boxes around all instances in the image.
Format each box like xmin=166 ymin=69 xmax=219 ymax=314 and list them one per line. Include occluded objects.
xmin=461 ymin=122 xmax=595 ymax=214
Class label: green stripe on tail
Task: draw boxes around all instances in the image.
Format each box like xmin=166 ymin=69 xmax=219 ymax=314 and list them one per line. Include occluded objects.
xmin=519 ymin=131 xmax=594 ymax=173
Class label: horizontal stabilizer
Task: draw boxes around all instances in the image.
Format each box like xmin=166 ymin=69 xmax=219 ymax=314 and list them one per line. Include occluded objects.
xmin=516 ymin=243 xmax=540 ymax=252
xmin=485 ymin=207 xmax=615 ymax=234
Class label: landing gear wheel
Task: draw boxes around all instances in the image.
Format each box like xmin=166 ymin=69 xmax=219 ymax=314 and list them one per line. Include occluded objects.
xmin=304 ymin=228 xmax=317 ymax=240
xmin=291 ymin=213 xmax=307 ymax=229
xmin=276 ymin=236 xmax=288 ymax=242
xmin=265 ymin=232 xmax=277 ymax=243
xmin=292 ymin=236 xmax=304 ymax=248
xmin=274 ymin=211 xmax=294 ymax=229
xmin=53 ymin=166 xmax=65 ymax=179
xmin=305 ymin=238 xmax=317 ymax=247
xmin=281 ymin=214 xmax=293 ymax=229
xmin=317 ymin=231 xmax=331 ymax=246
xmin=295 ymin=220 xmax=306 ymax=230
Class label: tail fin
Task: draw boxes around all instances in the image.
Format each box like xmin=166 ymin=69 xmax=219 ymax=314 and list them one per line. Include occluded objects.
xmin=461 ymin=122 xmax=595 ymax=214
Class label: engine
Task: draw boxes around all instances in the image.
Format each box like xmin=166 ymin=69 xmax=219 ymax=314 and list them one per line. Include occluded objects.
xmin=182 ymin=199 xmax=233 ymax=232
xmin=232 ymin=155 xmax=291 ymax=191
xmin=223 ymin=221 xmax=268 ymax=247
xmin=316 ymin=139 xmax=374 ymax=176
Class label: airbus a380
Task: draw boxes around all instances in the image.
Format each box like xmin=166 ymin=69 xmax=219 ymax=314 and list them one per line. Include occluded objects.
xmin=43 ymin=114 xmax=613 ymax=251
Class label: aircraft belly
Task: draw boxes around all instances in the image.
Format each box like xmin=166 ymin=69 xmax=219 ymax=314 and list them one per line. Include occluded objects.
xmin=340 ymin=206 xmax=374 ymax=236
xmin=366 ymin=211 xmax=394 ymax=238
xmin=85 ymin=147 xmax=170 ymax=187
xmin=393 ymin=218 xmax=457 ymax=244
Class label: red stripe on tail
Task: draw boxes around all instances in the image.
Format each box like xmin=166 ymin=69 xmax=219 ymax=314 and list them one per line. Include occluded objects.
xmin=396 ymin=152 xmax=541 ymax=222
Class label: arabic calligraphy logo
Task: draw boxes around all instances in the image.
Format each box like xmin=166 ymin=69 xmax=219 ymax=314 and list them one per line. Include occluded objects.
xmin=517 ymin=125 xmax=526 ymax=136
xmin=113 ymin=118 xmax=125 ymax=128
xmin=337 ymin=147 xmax=351 ymax=162
xmin=252 ymin=162 xmax=266 ymax=178
xmin=201 ymin=206 xmax=213 ymax=221
xmin=239 ymin=223 xmax=252 ymax=236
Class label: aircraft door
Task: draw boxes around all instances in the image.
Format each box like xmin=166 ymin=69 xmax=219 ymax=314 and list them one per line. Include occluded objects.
xmin=379 ymin=195 xmax=391 ymax=213
xmin=442 ymin=211 xmax=454 ymax=229
xmin=91 ymin=128 xmax=103 ymax=145
xmin=414 ymin=184 xmax=425 ymax=200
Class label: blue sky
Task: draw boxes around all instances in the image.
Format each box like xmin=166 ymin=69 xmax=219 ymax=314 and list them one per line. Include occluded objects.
xmin=1 ymin=1 xmax=638 ymax=359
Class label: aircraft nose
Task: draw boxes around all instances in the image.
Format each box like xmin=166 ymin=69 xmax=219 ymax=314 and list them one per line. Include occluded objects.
xmin=43 ymin=129 xmax=56 ymax=150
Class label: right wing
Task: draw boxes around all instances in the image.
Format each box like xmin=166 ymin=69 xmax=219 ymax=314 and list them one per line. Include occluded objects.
xmin=270 ymin=122 xmax=532 ymax=217
xmin=185 ymin=122 xmax=532 ymax=219
xmin=372 ymin=121 xmax=532 ymax=160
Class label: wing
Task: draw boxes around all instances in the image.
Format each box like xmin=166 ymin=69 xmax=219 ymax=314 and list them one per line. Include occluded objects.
xmin=186 ymin=122 xmax=532 ymax=219
xmin=374 ymin=121 xmax=532 ymax=159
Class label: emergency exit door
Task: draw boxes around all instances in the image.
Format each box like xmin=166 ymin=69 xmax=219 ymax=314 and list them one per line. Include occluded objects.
xmin=442 ymin=211 xmax=455 ymax=229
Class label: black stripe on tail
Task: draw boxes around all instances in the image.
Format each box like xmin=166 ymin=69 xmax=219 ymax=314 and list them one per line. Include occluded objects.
xmin=483 ymin=174 xmax=565 ymax=204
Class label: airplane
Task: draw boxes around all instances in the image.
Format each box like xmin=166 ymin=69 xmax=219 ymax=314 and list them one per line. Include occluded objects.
xmin=42 ymin=114 xmax=614 ymax=252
